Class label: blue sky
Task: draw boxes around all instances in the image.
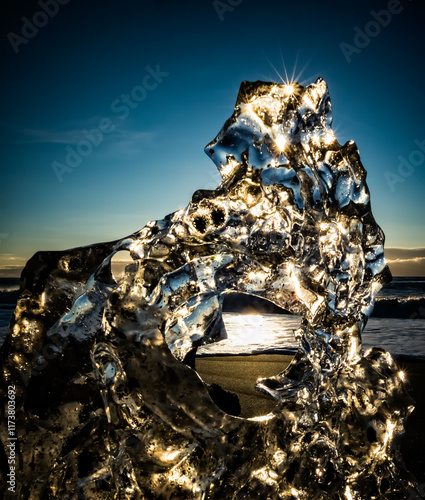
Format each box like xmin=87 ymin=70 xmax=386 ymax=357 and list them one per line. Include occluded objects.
xmin=1 ymin=0 xmax=424 ymax=276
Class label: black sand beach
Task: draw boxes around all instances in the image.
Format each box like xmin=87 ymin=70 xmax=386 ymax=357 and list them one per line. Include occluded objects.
xmin=197 ymin=354 xmax=425 ymax=484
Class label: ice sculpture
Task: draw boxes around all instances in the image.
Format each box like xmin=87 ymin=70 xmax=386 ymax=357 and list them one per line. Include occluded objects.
xmin=0 ymin=79 xmax=421 ymax=499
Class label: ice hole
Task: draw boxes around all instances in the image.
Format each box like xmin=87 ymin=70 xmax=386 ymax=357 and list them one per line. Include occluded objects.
xmin=111 ymin=250 xmax=134 ymax=282
xmin=196 ymin=294 xmax=299 ymax=418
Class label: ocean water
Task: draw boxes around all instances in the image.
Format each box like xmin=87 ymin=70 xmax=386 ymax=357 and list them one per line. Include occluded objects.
xmin=0 ymin=277 xmax=20 ymax=343
xmin=197 ymin=313 xmax=425 ymax=359
xmin=1 ymin=277 xmax=425 ymax=359
xmin=0 ymin=278 xmax=20 ymax=295
xmin=376 ymin=276 xmax=425 ymax=300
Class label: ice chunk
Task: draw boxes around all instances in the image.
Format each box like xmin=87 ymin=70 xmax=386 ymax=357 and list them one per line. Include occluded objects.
xmin=0 ymin=79 xmax=420 ymax=498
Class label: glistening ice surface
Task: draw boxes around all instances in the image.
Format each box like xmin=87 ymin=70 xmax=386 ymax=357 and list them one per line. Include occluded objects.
xmin=0 ymin=79 xmax=421 ymax=499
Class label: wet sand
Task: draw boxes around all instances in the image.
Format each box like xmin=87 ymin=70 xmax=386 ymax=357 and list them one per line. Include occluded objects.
xmin=196 ymin=354 xmax=425 ymax=483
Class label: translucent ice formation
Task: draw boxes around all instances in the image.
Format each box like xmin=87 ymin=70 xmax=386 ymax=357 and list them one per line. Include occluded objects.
xmin=0 ymin=79 xmax=421 ymax=498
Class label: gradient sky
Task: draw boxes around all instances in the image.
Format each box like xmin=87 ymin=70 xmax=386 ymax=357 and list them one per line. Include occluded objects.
xmin=1 ymin=0 xmax=424 ymax=276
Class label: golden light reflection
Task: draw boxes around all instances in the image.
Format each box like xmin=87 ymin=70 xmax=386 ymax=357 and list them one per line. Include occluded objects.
xmin=283 ymin=84 xmax=295 ymax=95
xmin=324 ymin=131 xmax=335 ymax=145
xmin=303 ymin=94 xmax=314 ymax=108
xmin=221 ymin=158 xmax=239 ymax=177
xmin=345 ymin=485 xmax=354 ymax=500
xmin=275 ymin=134 xmax=286 ymax=151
